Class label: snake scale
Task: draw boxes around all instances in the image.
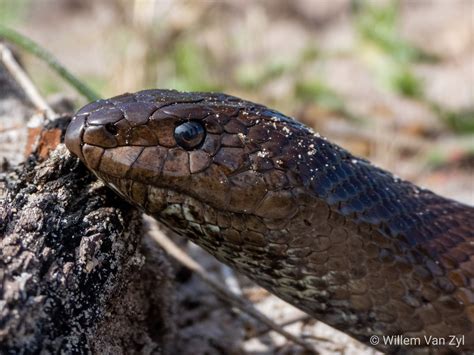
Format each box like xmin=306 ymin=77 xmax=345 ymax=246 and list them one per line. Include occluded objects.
xmin=65 ymin=89 xmax=474 ymax=353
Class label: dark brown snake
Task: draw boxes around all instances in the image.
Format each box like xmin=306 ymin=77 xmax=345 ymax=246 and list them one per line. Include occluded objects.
xmin=65 ymin=89 xmax=474 ymax=353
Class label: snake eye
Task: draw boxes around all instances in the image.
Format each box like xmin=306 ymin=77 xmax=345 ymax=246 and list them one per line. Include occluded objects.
xmin=174 ymin=121 xmax=206 ymax=150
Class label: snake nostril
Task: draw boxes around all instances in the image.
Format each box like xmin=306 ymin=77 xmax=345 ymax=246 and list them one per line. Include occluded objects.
xmin=104 ymin=123 xmax=118 ymax=135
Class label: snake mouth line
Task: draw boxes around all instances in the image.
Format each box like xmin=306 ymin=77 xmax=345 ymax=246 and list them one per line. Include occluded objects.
xmin=94 ymin=170 xmax=237 ymax=217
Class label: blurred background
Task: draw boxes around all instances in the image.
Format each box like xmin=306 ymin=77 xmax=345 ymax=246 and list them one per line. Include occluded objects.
xmin=1 ymin=0 xmax=473 ymax=205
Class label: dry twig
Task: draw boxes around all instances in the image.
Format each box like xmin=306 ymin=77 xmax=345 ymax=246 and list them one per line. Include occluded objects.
xmin=0 ymin=43 xmax=56 ymax=120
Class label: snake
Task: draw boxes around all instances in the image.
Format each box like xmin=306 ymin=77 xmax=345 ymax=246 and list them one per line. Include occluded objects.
xmin=64 ymin=89 xmax=474 ymax=353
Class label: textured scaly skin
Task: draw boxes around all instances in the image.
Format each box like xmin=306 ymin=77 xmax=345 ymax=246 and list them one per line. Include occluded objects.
xmin=65 ymin=90 xmax=474 ymax=353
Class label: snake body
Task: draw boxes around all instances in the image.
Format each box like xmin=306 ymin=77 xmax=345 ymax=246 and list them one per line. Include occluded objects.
xmin=65 ymin=89 xmax=474 ymax=352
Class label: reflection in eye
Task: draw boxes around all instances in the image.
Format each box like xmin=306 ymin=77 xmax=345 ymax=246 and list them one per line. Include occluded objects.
xmin=174 ymin=121 xmax=206 ymax=150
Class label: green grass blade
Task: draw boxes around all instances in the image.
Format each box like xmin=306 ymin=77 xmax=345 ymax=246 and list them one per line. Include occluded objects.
xmin=0 ymin=25 xmax=101 ymax=101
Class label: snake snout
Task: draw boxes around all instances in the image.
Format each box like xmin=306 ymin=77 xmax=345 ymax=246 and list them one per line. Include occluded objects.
xmin=65 ymin=114 xmax=86 ymax=162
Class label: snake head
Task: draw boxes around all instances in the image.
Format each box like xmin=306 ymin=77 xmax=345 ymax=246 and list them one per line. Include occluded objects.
xmin=65 ymin=89 xmax=319 ymax=222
